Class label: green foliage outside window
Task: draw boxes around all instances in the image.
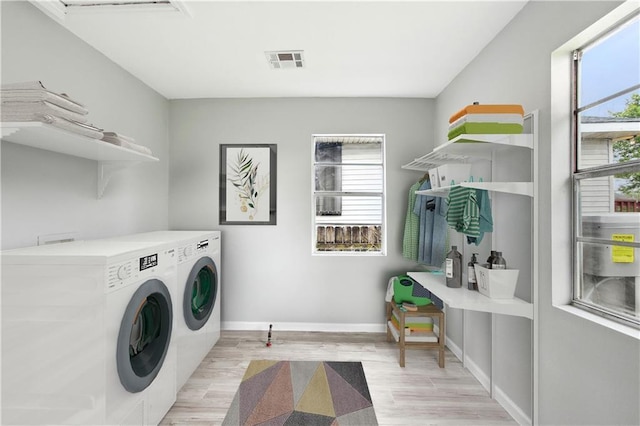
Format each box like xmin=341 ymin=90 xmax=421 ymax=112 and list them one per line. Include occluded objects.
xmin=611 ymin=93 xmax=640 ymax=199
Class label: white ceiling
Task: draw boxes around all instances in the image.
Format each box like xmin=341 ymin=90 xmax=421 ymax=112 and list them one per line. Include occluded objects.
xmin=36 ymin=0 xmax=528 ymax=100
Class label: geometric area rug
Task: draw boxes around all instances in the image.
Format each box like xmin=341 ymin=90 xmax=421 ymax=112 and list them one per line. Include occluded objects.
xmin=222 ymin=360 xmax=379 ymax=426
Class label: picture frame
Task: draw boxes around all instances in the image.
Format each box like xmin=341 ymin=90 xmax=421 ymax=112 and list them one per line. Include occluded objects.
xmin=219 ymin=144 xmax=277 ymax=225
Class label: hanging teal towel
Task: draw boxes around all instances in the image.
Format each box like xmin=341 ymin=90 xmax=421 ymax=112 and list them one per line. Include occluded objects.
xmin=467 ymin=189 xmax=493 ymax=245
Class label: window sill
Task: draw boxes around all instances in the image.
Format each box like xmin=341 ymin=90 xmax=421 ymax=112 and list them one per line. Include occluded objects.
xmin=554 ymin=304 xmax=640 ymax=340
xmin=312 ymin=251 xmax=387 ymax=257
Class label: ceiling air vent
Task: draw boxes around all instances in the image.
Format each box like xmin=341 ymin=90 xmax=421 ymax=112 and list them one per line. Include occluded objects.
xmin=30 ymin=0 xmax=191 ymax=21
xmin=265 ymin=51 xmax=305 ymax=70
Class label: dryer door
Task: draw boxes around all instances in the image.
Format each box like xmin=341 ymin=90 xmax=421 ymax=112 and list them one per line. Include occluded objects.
xmin=183 ymin=256 xmax=218 ymax=331
xmin=117 ymin=279 xmax=173 ymax=393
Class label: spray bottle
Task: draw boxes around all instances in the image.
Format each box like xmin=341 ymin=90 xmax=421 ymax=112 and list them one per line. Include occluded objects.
xmin=468 ymin=253 xmax=479 ymax=291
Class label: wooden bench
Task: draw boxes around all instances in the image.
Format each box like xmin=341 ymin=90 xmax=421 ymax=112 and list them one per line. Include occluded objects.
xmin=386 ymin=300 xmax=445 ymax=368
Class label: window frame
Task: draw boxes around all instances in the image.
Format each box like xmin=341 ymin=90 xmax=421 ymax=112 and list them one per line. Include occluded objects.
xmin=311 ymin=134 xmax=387 ymax=256
xmin=570 ymin=12 xmax=640 ymax=329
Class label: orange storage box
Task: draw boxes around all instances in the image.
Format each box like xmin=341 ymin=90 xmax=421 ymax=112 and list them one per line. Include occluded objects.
xmin=449 ymin=104 xmax=524 ymax=124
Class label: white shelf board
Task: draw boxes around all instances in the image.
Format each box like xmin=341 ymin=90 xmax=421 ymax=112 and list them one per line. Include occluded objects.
xmin=402 ymin=133 xmax=532 ymax=171
xmin=407 ymin=272 xmax=533 ymax=319
xmin=1 ymin=122 xmax=159 ymax=162
xmin=416 ymin=181 xmax=533 ymax=197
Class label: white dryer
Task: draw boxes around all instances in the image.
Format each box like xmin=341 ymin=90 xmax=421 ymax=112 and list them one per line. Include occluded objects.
xmin=1 ymin=240 xmax=177 ymax=425
xmin=174 ymin=231 xmax=221 ymax=390
xmin=108 ymin=231 xmax=221 ymax=391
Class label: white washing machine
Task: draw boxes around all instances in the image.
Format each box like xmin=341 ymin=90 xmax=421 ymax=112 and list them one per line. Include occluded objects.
xmin=1 ymin=240 xmax=177 ymax=425
xmin=108 ymin=231 xmax=221 ymax=391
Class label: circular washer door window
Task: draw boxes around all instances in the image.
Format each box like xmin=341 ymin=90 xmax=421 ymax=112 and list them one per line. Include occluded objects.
xmin=183 ymin=256 xmax=218 ymax=331
xmin=116 ymin=279 xmax=173 ymax=393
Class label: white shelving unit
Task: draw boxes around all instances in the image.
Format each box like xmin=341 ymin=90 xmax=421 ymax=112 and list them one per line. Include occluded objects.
xmin=407 ymin=272 xmax=533 ymax=319
xmin=416 ymin=181 xmax=533 ymax=198
xmin=402 ymin=133 xmax=533 ymax=171
xmin=403 ymin=111 xmax=539 ymax=424
xmin=1 ymin=121 xmax=159 ymax=198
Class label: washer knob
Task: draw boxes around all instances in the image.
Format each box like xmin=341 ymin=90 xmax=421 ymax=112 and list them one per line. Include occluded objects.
xmin=182 ymin=245 xmax=193 ymax=258
xmin=117 ymin=265 xmax=130 ymax=280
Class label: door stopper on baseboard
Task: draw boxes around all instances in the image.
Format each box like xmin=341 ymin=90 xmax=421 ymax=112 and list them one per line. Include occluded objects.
xmin=266 ymin=324 xmax=273 ymax=347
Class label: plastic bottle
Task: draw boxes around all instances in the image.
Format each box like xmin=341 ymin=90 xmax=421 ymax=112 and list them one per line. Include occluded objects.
xmin=486 ymin=250 xmax=497 ymax=269
xmin=468 ymin=253 xmax=479 ymax=290
xmin=445 ymin=246 xmax=463 ymax=288
xmin=491 ymin=252 xmax=507 ymax=270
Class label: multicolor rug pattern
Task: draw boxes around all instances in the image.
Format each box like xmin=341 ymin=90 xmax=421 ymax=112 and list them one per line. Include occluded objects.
xmin=222 ymin=360 xmax=378 ymax=426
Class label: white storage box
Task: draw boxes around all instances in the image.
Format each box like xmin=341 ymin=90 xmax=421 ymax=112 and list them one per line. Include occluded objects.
xmin=582 ymin=213 xmax=640 ymax=278
xmin=437 ymin=164 xmax=471 ymax=187
xmin=474 ymin=264 xmax=519 ymax=299
xmin=428 ymin=168 xmax=440 ymax=188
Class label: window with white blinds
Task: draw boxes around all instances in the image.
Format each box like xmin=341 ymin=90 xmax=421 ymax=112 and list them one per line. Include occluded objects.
xmin=312 ymin=135 xmax=386 ymax=254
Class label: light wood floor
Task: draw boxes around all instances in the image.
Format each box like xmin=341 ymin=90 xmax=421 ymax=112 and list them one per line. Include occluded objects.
xmin=160 ymin=330 xmax=516 ymax=425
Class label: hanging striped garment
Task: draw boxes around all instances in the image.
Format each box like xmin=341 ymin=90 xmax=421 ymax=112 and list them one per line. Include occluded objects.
xmin=402 ymin=180 xmax=422 ymax=260
xmin=446 ymin=186 xmax=480 ymax=237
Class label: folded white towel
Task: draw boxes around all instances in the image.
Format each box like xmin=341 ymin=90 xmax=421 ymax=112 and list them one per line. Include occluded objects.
xmin=1 ymin=81 xmax=88 ymax=115
xmin=2 ymin=100 xmax=88 ymax=123
xmin=101 ymin=132 xmax=153 ymax=156
xmin=102 ymin=131 xmax=137 ymax=144
xmin=2 ymin=113 xmax=104 ymax=139
xmin=448 ymin=113 xmax=524 ymax=131
xmin=1 ymin=81 xmax=48 ymax=90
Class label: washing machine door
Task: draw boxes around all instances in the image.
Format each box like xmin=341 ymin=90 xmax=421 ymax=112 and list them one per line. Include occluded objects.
xmin=116 ymin=279 xmax=173 ymax=393
xmin=183 ymin=256 xmax=218 ymax=331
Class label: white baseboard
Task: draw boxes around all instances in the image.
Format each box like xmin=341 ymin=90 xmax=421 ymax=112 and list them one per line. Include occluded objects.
xmin=463 ymin=355 xmax=491 ymax=393
xmin=221 ymin=321 xmax=386 ymax=333
xmin=444 ymin=336 xmax=462 ymax=361
xmin=494 ymin=385 xmax=531 ymax=426
xmin=444 ymin=338 xmax=527 ymax=425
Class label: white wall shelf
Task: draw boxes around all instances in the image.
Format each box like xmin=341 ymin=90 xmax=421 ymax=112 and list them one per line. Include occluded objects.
xmin=1 ymin=121 xmax=159 ymax=198
xmin=416 ymin=181 xmax=533 ymax=197
xmin=402 ymin=133 xmax=533 ymax=171
xmin=402 ymin=111 xmax=538 ymax=422
xmin=407 ymin=272 xmax=533 ymax=319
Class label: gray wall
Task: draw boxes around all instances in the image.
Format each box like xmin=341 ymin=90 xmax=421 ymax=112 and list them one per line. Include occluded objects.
xmin=169 ymin=98 xmax=434 ymax=328
xmin=436 ymin=1 xmax=639 ymax=425
xmin=1 ymin=1 xmax=170 ymax=249
xmin=3 ymin=1 xmax=638 ymax=425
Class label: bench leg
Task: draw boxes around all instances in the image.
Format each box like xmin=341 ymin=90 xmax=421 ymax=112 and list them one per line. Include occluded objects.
xmin=399 ymin=310 xmax=406 ymax=367
xmin=438 ymin=312 xmax=445 ymax=368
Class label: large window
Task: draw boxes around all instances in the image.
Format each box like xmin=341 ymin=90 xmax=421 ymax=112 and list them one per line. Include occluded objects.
xmin=312 ymin=135 xmax=385 ymax=254
xmin=572 ymin=12 xmax=640 ymax=328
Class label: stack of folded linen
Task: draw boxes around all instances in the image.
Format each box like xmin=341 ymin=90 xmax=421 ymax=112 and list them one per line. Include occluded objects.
xmin=1 ymin=81 xmax=104 ymax=139
xmin=101 ymin=131 xmax=153 ymax=156
xmin=390 ymin=309 xmax=435 ymax=333
xmin=448 ymin=104 xmax=524 ymax=140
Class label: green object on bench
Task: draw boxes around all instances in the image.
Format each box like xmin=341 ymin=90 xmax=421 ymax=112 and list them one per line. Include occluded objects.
xmin=392 ymin=275 xmax=432 ymax=306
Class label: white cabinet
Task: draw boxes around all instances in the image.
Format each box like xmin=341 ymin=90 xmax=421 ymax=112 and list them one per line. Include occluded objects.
xmin=1 ymin=122 xmax=159 ymax=198
xmin=402 ymin=111 xmax=538 ymax=424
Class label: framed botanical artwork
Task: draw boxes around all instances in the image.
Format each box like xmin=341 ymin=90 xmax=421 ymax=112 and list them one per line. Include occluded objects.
xmin=219 ymin=144 xmax=277 ymax=225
